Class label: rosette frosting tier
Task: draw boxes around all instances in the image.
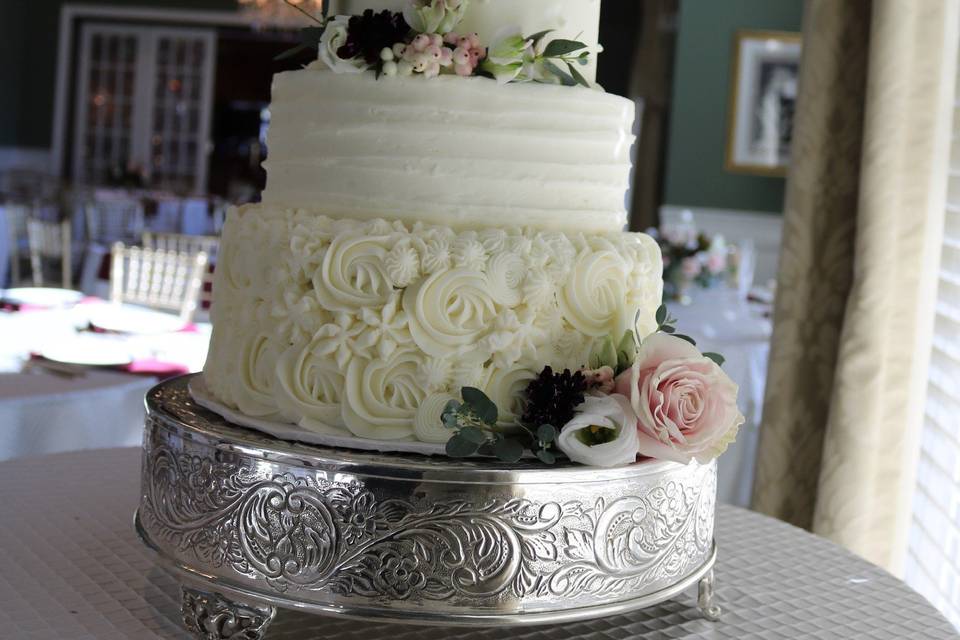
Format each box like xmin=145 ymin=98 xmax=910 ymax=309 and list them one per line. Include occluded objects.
xmin=202 ymin=207 xmax=663 ymax=442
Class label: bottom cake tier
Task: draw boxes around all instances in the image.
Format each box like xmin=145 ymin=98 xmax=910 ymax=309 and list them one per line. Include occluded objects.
xmin=136 ymin=375 xmax=720 ymax=637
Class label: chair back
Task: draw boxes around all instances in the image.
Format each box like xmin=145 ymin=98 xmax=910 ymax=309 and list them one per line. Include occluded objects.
xmin=142 ymin=232 xmax=219 ymax=313
xmin=85 ymin=196 xmax=146 ymax=245
xmin=26 ymin=218 xmax=72 ymax=288
xmin=5 ymin=204 xmax=30 ymax=285
xmin=110 ymin=242 xmax=208 ymax=323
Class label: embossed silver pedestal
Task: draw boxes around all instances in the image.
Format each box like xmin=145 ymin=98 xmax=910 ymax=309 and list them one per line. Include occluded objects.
xmin=136 ymin=375 xmax=720 ymax=639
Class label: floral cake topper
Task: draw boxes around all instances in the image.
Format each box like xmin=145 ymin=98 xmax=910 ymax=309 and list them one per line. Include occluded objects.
xmin=441 ymin=306 xmax=744 ymax=468
xmin=277 ymin=0 xmax=594 ymax=86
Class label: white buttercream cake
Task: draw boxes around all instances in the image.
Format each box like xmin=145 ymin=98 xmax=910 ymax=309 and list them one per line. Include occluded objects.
xmin=201 ymin=0 xmax=665 ymax=447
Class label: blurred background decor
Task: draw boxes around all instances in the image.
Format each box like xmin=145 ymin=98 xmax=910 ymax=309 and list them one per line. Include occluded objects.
xmin=725 ymin=29 xmax=802 ymax=176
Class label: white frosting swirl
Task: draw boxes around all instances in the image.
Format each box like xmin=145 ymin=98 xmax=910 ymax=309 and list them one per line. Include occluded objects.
xmin=313 ymin=232 xmax=394 ymax=312
xmin=413 ymin=392 xmax=460 ymax=443
xmin=559 ymin=249 xmax=631 ymax=337
xmin=274 ymin=337 xmax=347 ymax=432
xmin=233 ymin=332 xmax=287 ymax=419
xmin=487 ymin=251 xmax=527 ymax=306
xmin=403 ymin=268 xmax=499 ymax=357
xmin=342 ymin=350 xmax=425 ymax=440
xmin=485 ymin=365 xmax=538 ymax=428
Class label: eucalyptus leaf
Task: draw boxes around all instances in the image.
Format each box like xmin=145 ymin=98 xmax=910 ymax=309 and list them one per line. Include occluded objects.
xmin=541 ymin=59 xmax=576 ymax=86
xmin=674 ymin=334 xmax=697 ymax=346
xmin=441 ymin=410 xmax=460 ymax=430
xmin=656 ymin=304 xmax=668 ymax=325
xmin=462 ymin=387 xmax=498 ymax=425
xmin=526 ymin=29 xmax=554 ymax=46
xmin=543 ymin=39 xmax=588 ymax=57
xmin=703 ymin=352 xmax=726 ymax=367
xmin=566 ymin=62 xmax=590 ymax=88
xmin=537 ymin=424 xmax=557 ymax=444
xmin=446 ymin=435 xmax=480 ymax=458
xmin=459 ymin=426 xmax=489 ymax=445
xmin=536 ymin=449 xmax=557 ymax=465
xmin=493 ymin=438 xmax=524 ymax=463
xmin=662 ymin=325 xmax=676 ymax=334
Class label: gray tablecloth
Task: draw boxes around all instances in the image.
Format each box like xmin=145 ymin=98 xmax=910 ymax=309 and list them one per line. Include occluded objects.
xmin=0 ymin=448 xmax=955 ymax=639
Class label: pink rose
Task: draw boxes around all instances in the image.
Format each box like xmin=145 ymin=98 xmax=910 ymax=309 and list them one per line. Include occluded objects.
xmin=614 ymin=333 xmax=743 ymax=464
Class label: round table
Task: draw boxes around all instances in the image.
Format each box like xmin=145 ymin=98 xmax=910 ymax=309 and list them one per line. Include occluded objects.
xmin=0 ymin=449 xmax=955 ymax=639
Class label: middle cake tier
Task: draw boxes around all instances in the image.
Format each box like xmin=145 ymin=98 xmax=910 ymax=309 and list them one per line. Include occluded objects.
xmin=202 ymin=206 xmax=663 ymax=444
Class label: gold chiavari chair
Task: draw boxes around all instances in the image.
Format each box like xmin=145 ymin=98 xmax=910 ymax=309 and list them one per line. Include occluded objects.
xmin=110 ymin=242 xmax=208 ymax=323
xmin=26 ymin=217 xmax=72 ymax=288
xmin=5 ymin=203 xmax=30 ymax=285
xmin=142 ymin=232 xmax=220 ymax=314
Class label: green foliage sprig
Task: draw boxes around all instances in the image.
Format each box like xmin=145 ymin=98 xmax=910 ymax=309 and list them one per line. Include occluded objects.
xmin=442 ymin=388 xmax=560 ymax=464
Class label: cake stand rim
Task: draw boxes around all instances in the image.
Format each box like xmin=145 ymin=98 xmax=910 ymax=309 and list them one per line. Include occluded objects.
xmin=135 ymin=508 xmax=717 ymax=628
xmin=151 ymin=374 xmax=688 ymax=484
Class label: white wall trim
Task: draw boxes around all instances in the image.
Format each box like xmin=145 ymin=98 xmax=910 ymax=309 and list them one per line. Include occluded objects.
xmin=660 ymin=204 xmax=784 ymax=285
xmin=50 ymin=3 xmax=244 ymax=178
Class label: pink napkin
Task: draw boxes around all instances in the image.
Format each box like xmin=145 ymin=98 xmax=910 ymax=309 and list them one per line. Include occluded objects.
xmin=118 ymin=359 xmax=191 ymax=379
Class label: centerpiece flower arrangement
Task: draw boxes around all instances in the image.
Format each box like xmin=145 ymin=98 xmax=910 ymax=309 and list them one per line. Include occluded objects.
xmin=652 ymin=212 xmax=736 ymax=303
xmin=440 ymin=305 xmax=744 ymax=468
xmin=277 ymin=0 xmax=596 ymax=86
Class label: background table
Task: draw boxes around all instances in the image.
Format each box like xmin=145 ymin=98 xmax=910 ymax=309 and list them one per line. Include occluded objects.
xmin=0 ymin=448 xmax=954 ymax=640
xmin=668 ymin=289 xmax=772 ymax=507
xmin=0 ymin=303 xmax=210 ymax=461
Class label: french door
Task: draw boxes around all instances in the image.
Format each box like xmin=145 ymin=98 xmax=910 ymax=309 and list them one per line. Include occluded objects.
xmin=72 ymin=23 xmax=216 ymax=194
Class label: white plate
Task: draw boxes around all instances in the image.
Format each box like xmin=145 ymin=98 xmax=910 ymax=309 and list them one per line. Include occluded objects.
xmin=86 ymin=304 xmax=186 ymax=335
xmin=2 ymin=288 xmax=84 ymax=308
xmin=39 ymin=337 xmax=134 ymax=367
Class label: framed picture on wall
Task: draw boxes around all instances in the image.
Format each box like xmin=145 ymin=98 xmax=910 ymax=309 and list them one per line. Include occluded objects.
xmin=725 ymin=30 xmax=802 ymax=176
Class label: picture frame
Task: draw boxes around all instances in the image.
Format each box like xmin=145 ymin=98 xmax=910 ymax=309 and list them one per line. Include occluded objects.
xmin=725 ymin=30 xmax=802 ymax=176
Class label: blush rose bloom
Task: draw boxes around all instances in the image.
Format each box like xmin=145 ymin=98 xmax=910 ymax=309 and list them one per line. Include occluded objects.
xmin=614 ymin=333 xmax=743 ymax=465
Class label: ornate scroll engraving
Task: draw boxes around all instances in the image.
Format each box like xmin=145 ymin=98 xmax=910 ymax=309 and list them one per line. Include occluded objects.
xmin=181 ymin=587 xmax=276 ymax=640
xmin=140 ymin=431 xmax=715 ymax=606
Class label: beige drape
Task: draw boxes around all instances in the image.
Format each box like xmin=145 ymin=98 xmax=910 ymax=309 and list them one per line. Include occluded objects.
xmin=752 ymin=0 xmax=958 ymax=574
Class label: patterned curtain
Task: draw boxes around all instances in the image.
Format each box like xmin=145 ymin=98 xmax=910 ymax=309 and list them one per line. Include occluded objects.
xmin=752 ymin=0 xmax=958 ymax=574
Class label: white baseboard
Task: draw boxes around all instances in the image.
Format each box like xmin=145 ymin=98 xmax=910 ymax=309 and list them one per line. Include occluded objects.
xmin=660 ymin=204 xmax=783 ymax=286
xmin=0 ymin=147 xmax=52 ymax=173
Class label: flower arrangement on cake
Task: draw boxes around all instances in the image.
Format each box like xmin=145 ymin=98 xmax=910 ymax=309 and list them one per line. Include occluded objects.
xmin=278 ymin=0 xmax=596 ymax=86
xmin=440 ymin=304 xmax=743 ymax=468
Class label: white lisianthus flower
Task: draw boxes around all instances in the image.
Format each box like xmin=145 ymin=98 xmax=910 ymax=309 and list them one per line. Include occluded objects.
xmin=556 ymin=394 xmax=639 ymax=468
xmin=403 ymin=0 xmax=468 ymax=35
xmin=481 ymin=27 xmax=532 ymax=84
xmin=319 ymin=16 xmax=369 ymax=74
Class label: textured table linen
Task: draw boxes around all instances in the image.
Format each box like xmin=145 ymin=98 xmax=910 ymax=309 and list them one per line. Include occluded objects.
xmin=0 ymin=448 xmax=955 ymax=639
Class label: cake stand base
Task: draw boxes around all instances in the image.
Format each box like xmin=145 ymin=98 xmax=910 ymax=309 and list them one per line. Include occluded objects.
xmin=177 ymin=569 xmax=723 ymax=640
xmin=137 ymin=375 xmax=722 ymax=637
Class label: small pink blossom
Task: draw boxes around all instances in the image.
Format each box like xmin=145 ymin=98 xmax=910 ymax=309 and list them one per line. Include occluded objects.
xmin=706 ymin=252 xmax=726 ymax=275
xmin=581 ymin=366 xmax=616 ymax=394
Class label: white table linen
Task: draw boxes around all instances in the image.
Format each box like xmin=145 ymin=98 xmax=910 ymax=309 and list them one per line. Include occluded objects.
xmin=0 ymin=302 xmax=210 ymax=461
xmin=668 ymin=288 xmax=772 ymax=507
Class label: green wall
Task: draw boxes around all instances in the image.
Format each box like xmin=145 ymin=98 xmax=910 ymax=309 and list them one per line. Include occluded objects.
xmin=664 ymin=0 xmax=804 ymax=213
xmin=0 ymin=0 xmax=238 ymax=149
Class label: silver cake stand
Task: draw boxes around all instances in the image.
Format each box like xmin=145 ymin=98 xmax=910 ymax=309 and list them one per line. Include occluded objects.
xmin=135 ymin=375 xmax=721 ymax=639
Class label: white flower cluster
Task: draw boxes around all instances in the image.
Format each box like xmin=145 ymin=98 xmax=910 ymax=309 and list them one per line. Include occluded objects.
xmin=203 ymin=205 xmax=663 ymax=443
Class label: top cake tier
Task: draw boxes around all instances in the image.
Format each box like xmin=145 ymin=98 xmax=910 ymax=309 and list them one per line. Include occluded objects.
xmin=329 ymin=0 xmax=602 ymax=82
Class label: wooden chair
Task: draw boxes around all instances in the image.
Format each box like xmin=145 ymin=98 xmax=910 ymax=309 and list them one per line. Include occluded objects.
xmin=110 ymin=242 xmax=208 ymax=323
xmin=26 ymin=217 xmax=72 ymax=288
